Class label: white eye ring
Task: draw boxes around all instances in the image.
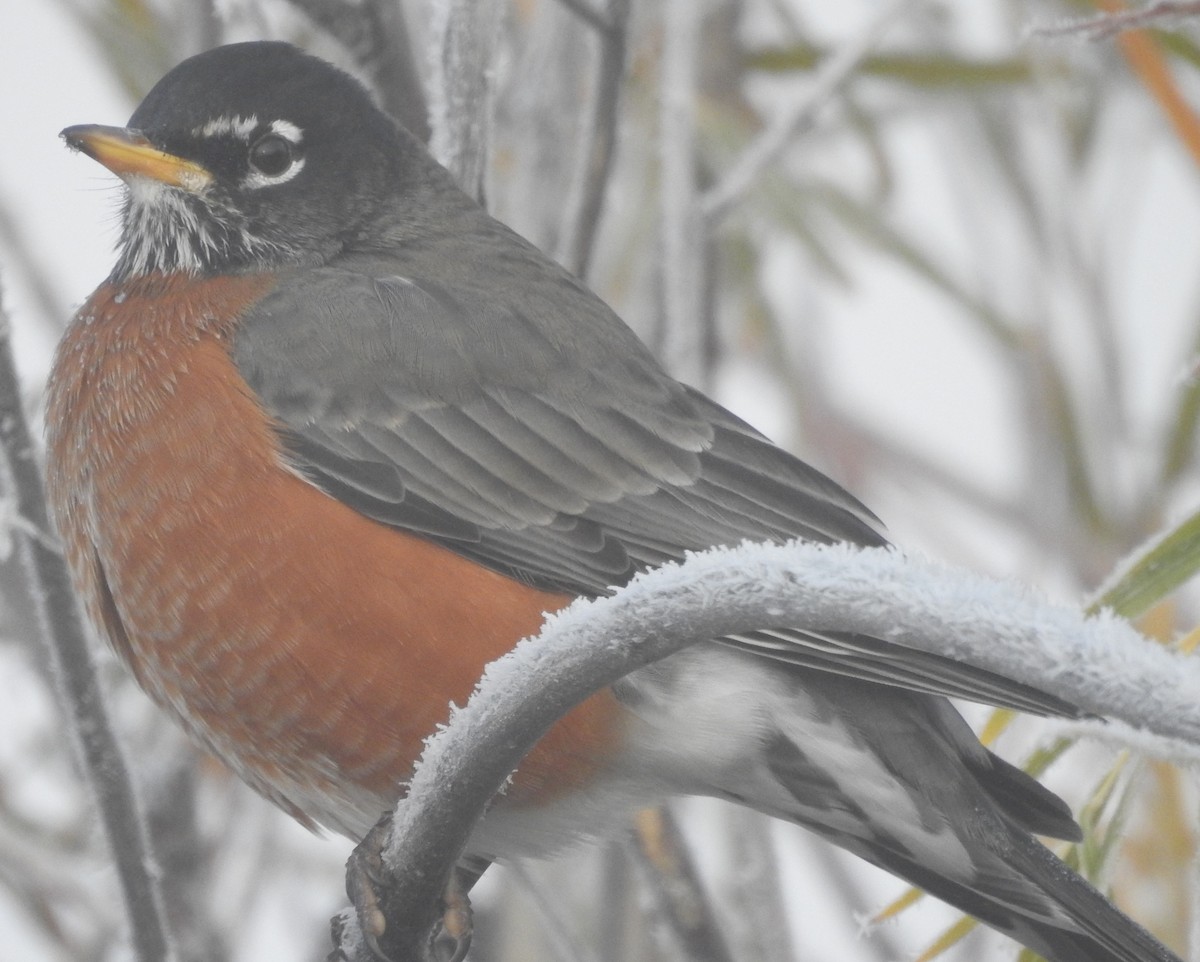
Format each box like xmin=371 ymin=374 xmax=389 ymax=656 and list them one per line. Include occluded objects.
xmin=242 ymin=120 xmax=305 ymax=189
xmin=249 ymin=134 xmax=294 ymax=176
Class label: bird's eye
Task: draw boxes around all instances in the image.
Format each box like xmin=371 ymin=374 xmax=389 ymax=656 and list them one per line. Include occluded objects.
xmin=248 ymin=134 xmax=294 ymax=176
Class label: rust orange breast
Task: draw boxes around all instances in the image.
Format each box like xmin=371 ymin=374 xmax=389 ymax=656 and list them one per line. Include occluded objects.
xmin=45 ymin=273 xmax=624 ymax=834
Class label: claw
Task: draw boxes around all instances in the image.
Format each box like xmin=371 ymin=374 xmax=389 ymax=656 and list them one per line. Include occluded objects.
xmin=431 ymin=868 xmax=474 ymax=962
xmin=345 ymin=820 xmax=395 ymax=960
xmin=342 ymin=820 xmax=479 ymax=962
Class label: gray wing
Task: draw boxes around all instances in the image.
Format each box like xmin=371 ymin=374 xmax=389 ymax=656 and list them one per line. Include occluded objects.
xmin=233 ymin=254 xmax=1078 ymax=717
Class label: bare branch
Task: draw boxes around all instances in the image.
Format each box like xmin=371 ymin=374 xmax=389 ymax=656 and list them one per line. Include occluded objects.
xmin=659 ymin=0 xmax=705 ymax=384
xmin=626 ymin=807 xmax=735 ymax=962
xmin=597 ymin=843 xmax=635 ymax=962
xmin=0 ymin=282 xmax=174 ymax=961
xmin=553 ymin=0 xmax=614 ymax=34
xmin=721 ymin=810 xmax=796 ymax=962
xmin=332 ymin=537 xmax=1200 ymax=959
xmin=1028 ymin=2 xmax=1200 ymax=42
xmin=428 ymin=0 xmax=501 ymax=203
xmin=142 ymin=749 xmax=227 ymax=962
xmin=555 ymin=0 xmax=631 ymax=278
xmin=701 ymin=0 xmax=917 ymax=223
xmin=280 ymin=0 xmax=429 ymax=139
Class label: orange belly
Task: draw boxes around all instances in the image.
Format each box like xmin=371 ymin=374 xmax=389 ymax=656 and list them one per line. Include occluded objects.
xmin=45 ymin=273 xmax=625 ymax=834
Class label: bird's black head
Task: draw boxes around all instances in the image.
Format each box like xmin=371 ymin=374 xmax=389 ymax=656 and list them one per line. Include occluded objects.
xmin=63 ymin=42 xmax=440 ymax=282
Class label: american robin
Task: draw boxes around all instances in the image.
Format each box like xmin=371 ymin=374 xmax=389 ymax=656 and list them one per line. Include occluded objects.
xmin=49 ymin=41 xmax=1175 ymax=962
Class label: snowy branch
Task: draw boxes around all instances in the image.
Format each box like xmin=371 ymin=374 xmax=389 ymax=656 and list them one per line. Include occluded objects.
xmin=1028 ymin=2 xmax=1200 ymax=42
xmin=333 ymin=539 xmax=1200 ymax=960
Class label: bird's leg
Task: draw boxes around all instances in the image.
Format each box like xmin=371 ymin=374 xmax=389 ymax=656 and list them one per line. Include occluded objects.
xmin=344 ymin=817 xmax=394 ymax=960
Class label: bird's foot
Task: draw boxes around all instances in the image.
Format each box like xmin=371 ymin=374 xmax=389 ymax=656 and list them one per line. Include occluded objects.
xmin=337 ymin=816 xmax=474 ymax=962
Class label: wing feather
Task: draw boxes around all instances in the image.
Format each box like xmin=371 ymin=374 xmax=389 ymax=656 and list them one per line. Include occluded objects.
xmin=236 ymin=258 xmax=1080 ymax=717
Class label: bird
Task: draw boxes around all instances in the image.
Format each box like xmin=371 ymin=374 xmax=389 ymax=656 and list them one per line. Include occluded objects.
xmin=48 ymin=40 xmax=1177 ymax=962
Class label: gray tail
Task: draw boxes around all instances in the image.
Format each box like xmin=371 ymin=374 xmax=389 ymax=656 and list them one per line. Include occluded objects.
xmin=864 ymin=828 xmax=1178 ymax=962
xmin=762 ymin=686 xmax=1181 ymax=962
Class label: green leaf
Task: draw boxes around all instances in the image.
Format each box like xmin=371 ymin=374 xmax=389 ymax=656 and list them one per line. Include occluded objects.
xmin=1160 ymin=342 xmax=1200 ymax=486
xmin=1153 ymin=30 xmax=1200 ymax=72
xmin=746 ymin=46 xmax=1040 ymax=89
xmin=1092 ymin=507 xmax=1200 ymax=619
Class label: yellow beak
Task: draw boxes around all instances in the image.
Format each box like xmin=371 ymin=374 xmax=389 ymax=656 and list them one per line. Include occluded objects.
xmin=61 ymin=124 xmax=213 ymax=191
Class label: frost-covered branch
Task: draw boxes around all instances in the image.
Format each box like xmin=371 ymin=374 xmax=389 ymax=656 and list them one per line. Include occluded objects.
xmin=0 ymin=284 xmax=173 ymax=961
xmin=333 ymin=539 xmax=1200 ymax=960
xmin=1028 ymin=2 xmax=1200 ymax=42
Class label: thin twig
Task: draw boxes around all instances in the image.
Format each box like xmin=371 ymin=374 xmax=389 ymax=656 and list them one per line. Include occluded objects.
xmin=555 ymin=0 xmax=631 ymax=278
xmin=1028 ymin=2 xmax=1200 ymax=41
xmin=0 ymin=282 xmax=174 ymax=961
xmin=701 ymin=0 xmax=917 ymax=223
xmin=1100 ymin=1 xmax=1200 ymax=170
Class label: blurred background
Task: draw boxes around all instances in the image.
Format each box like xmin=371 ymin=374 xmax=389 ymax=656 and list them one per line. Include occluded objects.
xmin=1 ymin=1 xmax=1199 ymax=960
